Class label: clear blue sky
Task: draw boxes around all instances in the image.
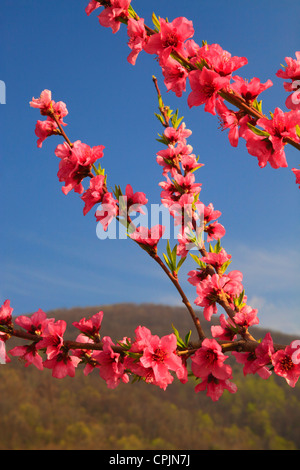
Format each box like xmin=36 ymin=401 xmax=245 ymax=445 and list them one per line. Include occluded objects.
xmin=1 ymin=0 xmax=299 ymax=335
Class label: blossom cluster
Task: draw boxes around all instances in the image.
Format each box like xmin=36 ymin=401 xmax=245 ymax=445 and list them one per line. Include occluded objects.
xmin=26 ymin=69 xmax=300 ymax=402
xmin=84 ymin=0 xmax=300 ymax=186
xmin=23 ymin=85 xmax=300 ymax=401
xmin=2 ymin=2 xmax=298 ymax=403
xmin=29 ymin=90 xmax=164 ymax=248
xmin=1 ymin=299 xmax=300 ymax=401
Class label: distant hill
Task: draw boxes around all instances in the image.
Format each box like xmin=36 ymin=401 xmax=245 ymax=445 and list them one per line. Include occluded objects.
xmin=44 ymin=302 xmax=298 ymax=346
xmin=1 ymin=303 xmax=299 ymax=450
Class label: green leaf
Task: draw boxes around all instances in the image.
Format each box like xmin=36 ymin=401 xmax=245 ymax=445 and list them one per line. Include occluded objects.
xmin=163 ymin=253 xmax=173 ymax=271
xmin=252 ymin=99 xmax=263 ymax=114
xmin=190 ymin=253 xmax=206 ymax=269
xmin=154 ymin=113 xmax=165 ymax=125
xmin=219 ymin=259 xmax=232 ymax=274
xmin=184 ymin=330 xmax=192 ymax=347
xmin=171 ymin=324 xmax=186 ymax=348
xmin=171 ymin=243 xmax=177 ymax=265
xmin=215 ymin=239 xmax=221 ymax=253
xmin=166 ymin=239 xmax=172 ymax=260
xmin=152 ymin=12 xmax=161 ymax=31
xmin=247 ymin=122 xmax=270 ymax=137
xmin=175 ymin=255 xmax=186 ymax=274
xmin=190 ymin=253 xmax=201 ymax=265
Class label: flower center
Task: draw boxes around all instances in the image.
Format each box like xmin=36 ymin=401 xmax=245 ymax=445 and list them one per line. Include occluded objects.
xmin=205 ymin=350 xmax=218 ymax=364
xmin=164 ymin=32 xmax=179 ymax=49
xmin=280 ymin=355 xmax=294 ymax=371
xmin=152 ymin=348 xmax=168 ymax=363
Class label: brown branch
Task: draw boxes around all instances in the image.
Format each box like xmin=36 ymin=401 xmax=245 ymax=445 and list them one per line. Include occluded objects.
xmin=151 ymin=253 xmax=206 ymax=340
xmin=152 ymin=75 xmax=170 ymax=127
xmin=49 ymin=111 xmax=73 ymax=148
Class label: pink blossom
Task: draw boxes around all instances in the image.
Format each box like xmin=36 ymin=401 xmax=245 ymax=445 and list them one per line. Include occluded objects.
xmin=95 ymin=191 xmax=119 ymax=231
xmin=176 ymin=225 xmax=200 ymax=258
xmin=164 ymin=123 xmax=192 ymax=146
xmin=144 ymin=17 xmax=194 ymax=63
xmin=181 ymin=154 xmax=203 ymax=173
xmin=123 ymin=184 xmax=148 ymax=215
xmin=98 ymin=0 xmax=131 ymax=34
xmin=0 ymin=299 xmax=13 ymax=327
xmin=233 ymin=304 xmax=259 ymax=328
xmin=35 ymin=119 xmax=58 ymax=148
xmin=222 ymin=270 xmax=244 ymax=298
xmin=30 ymin=89 xmax=53 ymax=115
xmin=231 ymin=76 xmax=273 ymax=102
xmin=188 ymin=68 xmax=230 ymax=115
xmin=211 ymin=314 xmax=237 ymax=342
xmin=272 ymin=343 xmax=300 ymax=387
xmin=15 ymin=308 xmax=52 ymax=336
xmin=139 ymin=332 xmax=186 ymax=390
xmin=276 ymin=51 xmax=300 ymax=81
xmin=254 ymin=332 xmax=275 ymax=369
xmin=156 ymin=146 xmax=179 ymax=177
xmin=194 ymin=272 xmax=242 ymax=321
xmin=195 ymin=374 xmax=237 ymax=401
xmin=174 ymin=172 xmax=202 ymax=196
xmin=127 ymin=18 xmax=148 ymax=65
xmin=71 ymin=334 xmax=101 ymax=376
xmin=194 ymin=275 xmax=220 ymax=321
xmin=199 ymin=43 xmax=248 ymax=77
xmin=70 ymin=141 xmax=105 ymax=167
xmin=160 ymin=173 xmax=201 ymax=205
xmin=85 ymin=0 xmax=101 ymax=16
xmin=161 ymin=56 xmax=189 ymax=97
xmin=43 ymin=353 xmax=81 ymax=379
xmin=215 ymin=99 xmax=240 ymax=147
xmin=205 ymin=221 xmax=226 ymax=242
xmin=73 ymin=311 xmax=104 ymax=340
xmin=30 ymin=90 xmax=68 ymax=139
xmin=55 ymin=140 xmax=105 ymax=195
xmin=37 ymin=320 xmax=66 ymax=360
xmin=203 ymin=203 xmax=222 ymax=223
xmin=292 ymin=168 xmax=300 ymax=188
xmin=127 ymin=327 xmax=186 ymax=390
xmin=81 ymin=175 xmax=106 ymax=215
xmin=184 ymin=38 xmax=202 ymax=64
xmin=187 ymin=269 xmax=208 ymax=287
xmin=95 ymin=336 xmax=129 ymax=389
xmin=162 ymin=192 xmax=195 ymax=227
xmin=232 ymin=350 xmax=272 ymax=380
xmin=191 ymin=338 xmax=232 ymax=380
xmin=285 ymin=84 xmax=300 ymax=111
xmin=128 ymin=325 xmax=152 ymax=353
xmin=243 ymin=129 xmax=288 ymax=169
xmin=201 ymin=248 xmax=232 ymax=272
xmin=9 ymin=345 xmax=44 ymax=371
xmin=243 ymin=108 xmax=300 ymax=169
xmin=156 ymin=143 xmax=195 ymax=177
xmin=256 ymin=108 xmax=300 ymax=154
xmin=52 ymin=100 xmax=68 ymax=122
xmin=129 ymin=225 xmax=165 ymax=253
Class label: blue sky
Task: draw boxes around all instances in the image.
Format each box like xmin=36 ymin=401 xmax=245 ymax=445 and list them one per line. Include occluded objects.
xmin=1 ymin=0 xmax=299 ymax=335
